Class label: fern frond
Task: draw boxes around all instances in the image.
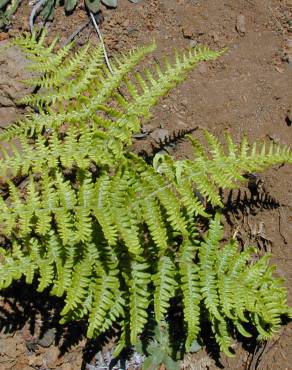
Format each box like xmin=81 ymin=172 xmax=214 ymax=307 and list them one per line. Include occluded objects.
xmin=179 ymin=240 xmax=201 ymax=351
xmin=10 ymin=30 xmax=58 ymax=62
xmin=109 ymin=47 xmax=223 ymax=143
xmin=199 ymin=213 xmax=223 ymax=321
xmin=128 ymin=258 xmax=151 ymax=344
xmin=0 ymin=42 xmax=156 ymax=142
xmin=153 ymin=256 xmax=177 ymax=322
xmin=87 ymin=266 xmax=121 ymax=338
xmin=61 ymin=256 xmax=93 ymax=316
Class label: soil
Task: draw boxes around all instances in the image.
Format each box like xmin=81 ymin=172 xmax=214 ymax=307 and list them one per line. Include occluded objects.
xmin=0 ymin=0 xmax=292 ymax=369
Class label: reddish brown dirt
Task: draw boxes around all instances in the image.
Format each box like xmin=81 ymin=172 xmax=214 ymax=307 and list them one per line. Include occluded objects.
xmin=0 ymin=0 xmax=292 ymax=369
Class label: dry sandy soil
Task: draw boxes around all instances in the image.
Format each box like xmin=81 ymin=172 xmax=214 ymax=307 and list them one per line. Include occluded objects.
xmin=0 ymin=0 xmax=291 ymax=369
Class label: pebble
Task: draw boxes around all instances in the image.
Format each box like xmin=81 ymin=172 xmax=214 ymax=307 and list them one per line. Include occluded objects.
xmin=182 ymin=25 xmax=194 ymax=39
xmin=0 ymin=96 xmax=15 ymax=107
xmin=37 ymin=327 xmax=57 ymax=348
xmin=45 ymin=346 xmax=59 ymax=368
xmin=189 ymin=39 xmax=198 ymax=48
xmin=236 ymin=14 xmax=246 ymax=36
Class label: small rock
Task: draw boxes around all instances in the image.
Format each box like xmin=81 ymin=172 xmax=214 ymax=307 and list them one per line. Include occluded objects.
xmin=182 ymin=25 xmax=194 ymax=39
xmin=37 ymin=327 xmax=57 ymax=348
xmin=26 ymin=340 xmax=38 ymax=352
xmin=0 ymin=95 xmax=14 ymax=107
xmin=150 ymin=128 xmax=169 ymax=143
xmin=45 ymin=346 xmax=59 ymax=368
xmin=236 ymin=14 xmax=246 ymax=36
xmin=189 ymin=39 xmax=198 ymax=48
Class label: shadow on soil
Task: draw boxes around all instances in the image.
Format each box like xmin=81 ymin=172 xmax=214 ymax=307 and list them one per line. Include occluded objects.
xmin=0 ymin=280 xmax=108 ymax=368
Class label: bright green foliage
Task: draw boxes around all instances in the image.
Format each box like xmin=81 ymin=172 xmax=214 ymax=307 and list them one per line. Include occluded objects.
xmin=0 ymin=33 xmax=291 ymax=358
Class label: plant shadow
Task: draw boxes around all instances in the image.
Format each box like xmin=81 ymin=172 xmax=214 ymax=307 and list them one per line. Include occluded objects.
xmin=0 ymin=280 xmax=107 ymax=369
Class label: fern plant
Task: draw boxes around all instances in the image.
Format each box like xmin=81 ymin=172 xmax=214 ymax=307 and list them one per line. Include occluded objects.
xmin=0 ymin=32 xmax=291 ymax=360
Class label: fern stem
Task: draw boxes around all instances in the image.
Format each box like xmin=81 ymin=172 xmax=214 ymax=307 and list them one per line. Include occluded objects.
xmin=90 ymin=12 xmax=114 ymax=75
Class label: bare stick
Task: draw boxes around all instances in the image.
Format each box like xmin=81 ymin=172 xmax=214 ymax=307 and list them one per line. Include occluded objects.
xmin=90 ymin=12 xmax=114 ymax=75
xmin=61 ymin=19 xmax=91 ymax=47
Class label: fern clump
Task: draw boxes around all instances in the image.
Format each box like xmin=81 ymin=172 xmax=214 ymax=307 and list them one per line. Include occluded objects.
xmin=0 ymin=32 xmax=291 ymax=358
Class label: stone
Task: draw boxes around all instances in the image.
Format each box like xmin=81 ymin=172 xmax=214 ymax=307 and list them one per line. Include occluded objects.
xmin=0 ymin=107 xmax=19 ymax=128
xmin=37 ymin=327 xmax=57 ymax=348
xmin=189 ymin=39 xmax=198 ymax=48
xmin=182 ymin=25 xmax=194 ymax=39
xmin=236 ymin=14 xmax=246 ymax=36
xmin=0 ymin=43 xmax=35 ymax=104
xmin=45 ymin=347 xmax=59 ymax=369
xmin=0 ymin=95 xmax=14 ymax=107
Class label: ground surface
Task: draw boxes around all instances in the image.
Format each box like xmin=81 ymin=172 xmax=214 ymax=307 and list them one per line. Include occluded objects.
xmin=0 ymin=0 xmax=292 ymax=369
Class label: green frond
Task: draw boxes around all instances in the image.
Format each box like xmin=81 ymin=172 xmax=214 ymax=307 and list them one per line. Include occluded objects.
xmin=10 ymin=30 xmax=57 ymax=62
xmin=27 ymin=41 xmax=74 ymax=74
xmin=199 ymin=214 xmax=223 ymax=321
xmin=109 ymin=46 xmax=222 ymax=143
xmin=153 ymin=256 xmax=177 ymax=322
xmin=0 ymin=242 xmax=37 ymax=288
xmin=61 ymin=256 xmax=93 ymax=316
xmin=140 ymin=196 xmax=169 ymax=253
xmin=75 ymin=176 xmax=94 ymax=243
xmin=20 ymin=44 xmax=104 ymax=107
xmin=93 ymin=174 xmax=118 ymax=246
xmin=87 ymin=267 xmax=121 ymax=338
xmin=179 ymin=240 xmax=201 ymax=351
xmin=50 ymin=245 xmax=76 ymax=297
xmin=212 ymin=317 xmax=234 ymax=357
xmin=128 ymin=258 xmax=151 ymax=344
xmin=37 ymin=257 xmax=55 ymax=292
